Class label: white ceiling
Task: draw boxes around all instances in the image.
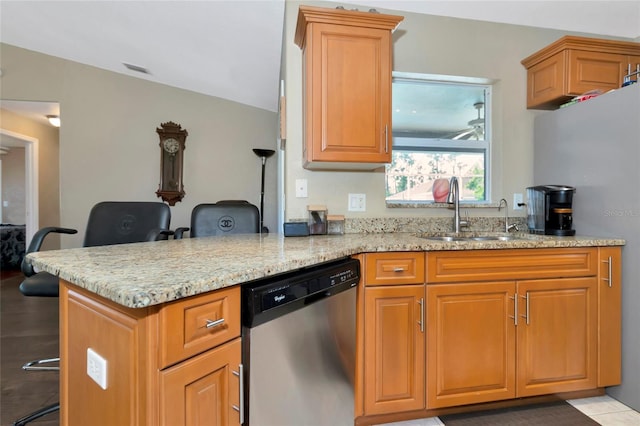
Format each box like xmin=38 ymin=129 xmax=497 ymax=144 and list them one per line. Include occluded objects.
xmin=1 ymin=0 xmax=639 ymax=117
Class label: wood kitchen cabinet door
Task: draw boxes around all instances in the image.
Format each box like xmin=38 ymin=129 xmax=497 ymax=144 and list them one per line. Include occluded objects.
xmin=516 ymin=277 xmax=598 ymax=397
xmin=426 ymin=282 xmax=516 ymax=409
xmin=363 ymin=285 xmax=425 ymax=415
xmin=159 ymin=337 xmax=242 ymax=426
xmin=567 ymin=50 xmax=630 ymax=95
xmin=295 ymin=6 xmax=403 ymax=169
xmin=598 ymin=247 xmax=622 ymax=387
xmin=305 ymin=23 xmax=391 ymax=166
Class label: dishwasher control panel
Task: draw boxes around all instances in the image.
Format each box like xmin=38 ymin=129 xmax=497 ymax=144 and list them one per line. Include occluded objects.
xmin=242 ymin=258 xmax=360 ymax=328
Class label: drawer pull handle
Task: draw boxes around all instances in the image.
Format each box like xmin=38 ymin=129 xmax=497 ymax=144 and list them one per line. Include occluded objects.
xmin=393 ymin=267 xmax=405 ymax=272
xmin=205 ymin=318 xmax=225 ymax=329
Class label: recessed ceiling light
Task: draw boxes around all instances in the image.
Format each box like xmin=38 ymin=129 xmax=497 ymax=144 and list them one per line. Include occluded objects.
xmin=123 ymin=63 xmax=150 ymax=74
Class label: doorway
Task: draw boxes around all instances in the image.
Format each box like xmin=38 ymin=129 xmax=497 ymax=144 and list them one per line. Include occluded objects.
xmin=0 ymin=129 xmax=39 ymax=244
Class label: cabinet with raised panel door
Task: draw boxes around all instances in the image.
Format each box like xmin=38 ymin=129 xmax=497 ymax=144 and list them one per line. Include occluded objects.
xmin=294 ymin=6 xmax=403 ymax=170
xmin=597 ymin=246 xmax=622 ymax=387
xmin=521 ymin=36 xmax=640 ymax=109
xmin=355 ymin=252 xmax=425 ymax=418
xmin=60 ymin=282 xmax=242 ymax=426
xmin=426 ymin=248 xmax=602 ymax=409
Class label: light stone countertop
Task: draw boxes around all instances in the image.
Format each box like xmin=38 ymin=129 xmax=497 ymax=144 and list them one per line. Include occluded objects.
xmin=26 ymin=232 xmax=625 ymax=309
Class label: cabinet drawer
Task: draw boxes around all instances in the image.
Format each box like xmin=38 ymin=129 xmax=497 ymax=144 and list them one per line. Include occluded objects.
xmin=159 ymin=286 xmax=240 ymax=368
xmin=364 ymin=252 xmax=425 ymax=286
xmin=427 ymin=248 xmax=597 ymax=283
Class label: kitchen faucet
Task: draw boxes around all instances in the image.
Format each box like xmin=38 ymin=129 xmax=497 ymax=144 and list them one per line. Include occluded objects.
xmin=498 ymin=198 xmax=519 ymax=232
xmin=447 ymin=177 xmax=469 ymax=233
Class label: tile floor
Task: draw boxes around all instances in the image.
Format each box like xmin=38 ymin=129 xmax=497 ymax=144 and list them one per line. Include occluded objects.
xmin=380 ymin=395 xmax=640 ymax=425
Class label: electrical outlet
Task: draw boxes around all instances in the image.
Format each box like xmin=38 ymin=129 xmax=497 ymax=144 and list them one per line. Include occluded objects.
xmin=295 ymin=179 xmax=308 ymax=198
xmin=348 ymin=193 xmax=366 ymax=212
xmin=513 ymin=193 xmax=524 ymax=210
xmin=87 ymin=348 xmax=108 ymax=390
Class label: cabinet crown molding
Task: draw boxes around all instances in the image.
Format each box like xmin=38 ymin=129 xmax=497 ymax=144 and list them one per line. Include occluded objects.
xmin=294 ymin=5 xmax=403 ymax=48
xmin=521 ymin=35 xmax=640 ymax=67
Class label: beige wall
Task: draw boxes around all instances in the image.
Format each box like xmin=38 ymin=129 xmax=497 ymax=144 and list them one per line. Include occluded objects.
xmin=1 ymin=108 xmax=61 ymax=250
xmin=0 ymin=44 xmax=278 ymax=248
xmin=282 ymin=0 xmax=634 ymax=222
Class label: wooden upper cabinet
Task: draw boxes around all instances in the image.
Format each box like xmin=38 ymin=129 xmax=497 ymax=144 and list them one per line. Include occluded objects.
xmin=521 ymin=36 xmax=640 ymax=109
xmin=294 ymin=6 xmax=403 ymax=170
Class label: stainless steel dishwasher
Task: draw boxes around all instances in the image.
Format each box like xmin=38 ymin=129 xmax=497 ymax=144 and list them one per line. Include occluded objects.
xmin=241 ymin=257 xmax=360 ymax=426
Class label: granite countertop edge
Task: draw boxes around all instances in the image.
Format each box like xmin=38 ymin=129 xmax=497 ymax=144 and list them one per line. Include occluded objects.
xmin=25 ymin=232 xmax=625 ymax=309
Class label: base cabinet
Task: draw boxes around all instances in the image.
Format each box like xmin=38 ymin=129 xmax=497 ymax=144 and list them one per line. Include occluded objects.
xmin=363 ymin=285 xmax=425 ymax=415
xmin=597 ymin=247 xmax=622 ymax=386
xmin=427 ymin=277 xmax=597 ymax=409
xmin=60 ymin=282 xmax=242 ymax=426
xmin=356 ymin=253 xmax=426 ymax=418
xmin=356 ymin=247 xmax=622 ymax=425
xmin=516 ymin=278 xmax=597 ymax=397
xmin=426 ymin=282 xmax=516 ymax=408
xmin=159 ymin=338 xmax=241 ymax=426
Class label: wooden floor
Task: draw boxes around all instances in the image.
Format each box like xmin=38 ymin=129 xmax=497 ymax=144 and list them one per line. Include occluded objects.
xmin=1 ymin=269 xmax=59 ymax=426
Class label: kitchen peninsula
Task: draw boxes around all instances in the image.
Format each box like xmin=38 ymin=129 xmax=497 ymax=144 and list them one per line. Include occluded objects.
xmin=27 ymin=232 xmax=624 ymax=426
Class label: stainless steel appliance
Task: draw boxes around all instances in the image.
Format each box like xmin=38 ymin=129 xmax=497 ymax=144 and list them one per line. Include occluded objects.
xmin=533 ymin=83 xmax=640 ymax=411
xmin=526 ymin=185 xmax=576 ymax=235
xmin=242 ymin=258 xmax=360 ymax=426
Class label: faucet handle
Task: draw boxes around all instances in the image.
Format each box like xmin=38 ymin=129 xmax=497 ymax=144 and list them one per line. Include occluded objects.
xmin=460 ymin=210 xmax=470 ymax=228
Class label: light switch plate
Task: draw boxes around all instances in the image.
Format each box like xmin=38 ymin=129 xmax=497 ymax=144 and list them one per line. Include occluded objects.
xmin=295 ymin=179 xmax=308 ymax=198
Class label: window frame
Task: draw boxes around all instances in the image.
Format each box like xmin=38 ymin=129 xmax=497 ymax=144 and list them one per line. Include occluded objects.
xmin=386 ymin=72 xmax=494 ymax=206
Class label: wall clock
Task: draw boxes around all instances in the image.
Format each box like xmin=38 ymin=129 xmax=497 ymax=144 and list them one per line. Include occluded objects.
xmin=156 ymin=121 xmax=187 ymax=205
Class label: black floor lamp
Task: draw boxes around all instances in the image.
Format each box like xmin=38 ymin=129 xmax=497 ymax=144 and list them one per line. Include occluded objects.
xmin=253 ymin=148 xmax=275 ymax=233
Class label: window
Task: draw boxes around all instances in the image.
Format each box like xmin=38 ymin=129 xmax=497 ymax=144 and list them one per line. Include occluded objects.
xmin=385 ymin=73 xmax=492 ymax=204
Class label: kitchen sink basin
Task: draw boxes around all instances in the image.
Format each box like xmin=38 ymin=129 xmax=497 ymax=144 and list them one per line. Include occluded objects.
xmin=416 ymin=234 xmax=527 ymax=242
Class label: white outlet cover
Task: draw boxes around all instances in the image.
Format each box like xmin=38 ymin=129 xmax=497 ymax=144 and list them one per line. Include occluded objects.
xmin=87 ymin=348 xmax=108 ymax=390
xmin=513 ymin=193 xmax=524 ymax=210
xmin=348 ymin=193 xmax=366 ymax=212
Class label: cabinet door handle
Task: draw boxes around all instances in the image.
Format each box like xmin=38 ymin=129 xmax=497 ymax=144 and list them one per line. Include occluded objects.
xmin=509 ymin=293 xmax=518 ymax=326
xmin=232 ymin=363 xmax=244 ymax=424
xmin=385 ymin=125 xmax=389 ymax=153
xmin=602 ymin=256 xmax=613 ymax=288
xmin=520 ymin=293 xmax=530 ymax=325
xmin=417 ymin=297 xmax=424 ymax=333
xmin=205 ymin=318 xmax=225 ymax=329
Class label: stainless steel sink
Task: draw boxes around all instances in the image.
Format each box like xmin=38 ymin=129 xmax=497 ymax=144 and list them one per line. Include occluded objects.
xmin=416 ymin=234 xmax=526 ymax=242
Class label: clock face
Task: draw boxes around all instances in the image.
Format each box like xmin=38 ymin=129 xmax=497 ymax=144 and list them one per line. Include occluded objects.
xmin=163 ymin=138 xmax=180 ymax=155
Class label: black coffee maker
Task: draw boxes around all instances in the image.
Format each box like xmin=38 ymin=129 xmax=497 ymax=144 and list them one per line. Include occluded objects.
xmin=526 ymin=185 xmax=576 ymax=236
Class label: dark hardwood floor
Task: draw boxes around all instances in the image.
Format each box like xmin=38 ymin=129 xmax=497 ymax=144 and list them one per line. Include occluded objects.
xmin=1 ymin=269 xmax=59 ymax=426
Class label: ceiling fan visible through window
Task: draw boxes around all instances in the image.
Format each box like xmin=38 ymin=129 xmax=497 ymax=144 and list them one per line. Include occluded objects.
xmin=452 ymin=102 xmax=485 ymax=140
